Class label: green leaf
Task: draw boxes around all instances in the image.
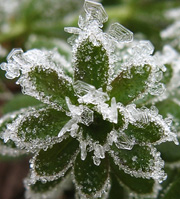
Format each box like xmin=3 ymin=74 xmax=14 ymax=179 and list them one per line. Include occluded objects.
xmin=80 ymin=111 xmax=113 ymax=145
xmin=161 ymin=172 xmax=180 ymax=199
xmin=109 ymin=65 xmax=151 ymax=105
xmin=2 ymin=94 xmax=41 ymax=114
xmin=0 ymin=110 xmax=26 ymax=157
xmin=34 ymin=137 xmax=79 ymax=179
xmin=156 ymin=138 xmax=180 ymax=163
xmin=124 ymin=121 xmax=164 ymax=144
xmin=110 ymin=144 xmax=165 ymax=181
xmin=27 ymin=66 xmax=77 ymax=110
xmin=74 ymin=37 xmax=109 ymax=91
xmin=74 ymin=152 xmax=109 ymax=198
xmin=17 ymin=107 xmax=70 ymax=143
xmin=160 ymin=64 xmax=173 ymax=86
xmin=30 ymin=175 xmax=67 ymax=194
xmin=108 ymin=173 xmax=126 ymax=199
xmin=158 ymin=167 xmax=179 ymax=199
xmin=110 ymin=158 xmax=156 ymax=195
xmin=156 ymin=99 xmax=180 ymax=133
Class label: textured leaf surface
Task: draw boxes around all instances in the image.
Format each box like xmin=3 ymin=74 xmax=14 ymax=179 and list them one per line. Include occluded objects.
xmin=110 ymin=158 xmax=155 ymax=195
xmin=0 ymin=110 xmax=26 ymax=157
xmin=2 ymin=94 xmax=41 ymax=114
xmin=28 ymin=66 xmax=76 ymax=110
xmin=160 ymin=64 xmax=173 ymax=86
xmin=124 ymin=121 xmax=163 ymax=144
xmin=156 ymin=138 xmax=180 ymax=163
xmin=74 ymin=37 xmax=109 ymax=91
xmin=156 ymin=99 xmax=180 ymax=132
xmin=30 ymin=177 xmax=63 ymax=193
xmin=81 ymin=112 xmax=113 ymax=145
xmin=17 ymin=107 xmax=70 ymax=142
xmin=108 ymin=173 xmax=126 ymax=199
xmin=34 ymin=137 xmax=79 ymax=177
xmin=74 ymin=152 xmax=109 ymax=197
xmin=109 ymin=65 xmax=151 ymax=105
xmin=110 ymin=144 xmax=164 ymax=181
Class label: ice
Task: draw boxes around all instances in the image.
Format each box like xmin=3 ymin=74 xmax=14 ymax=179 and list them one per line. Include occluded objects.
xmin=64 ymin=27 xmax=81 ymax=34
xmin=80 ymin=140 xmax=87 ymax=160
xmin=109 ymin=130 xmax=135 ymax=150
xmin=116 ymin=132 xmax=135 ymax=150
xmin=97 ymin=97 xmax=118 ymax=124
xmin=59 ymin=97 xmax=94 ymax=137
xmin=84 ymin=0 xmax=108 ymax=26
xmin=94 ymin=143 xmax=105 ymax=159
xmin=58 ymin=118 xmax=79 ymax=137
xmin=108 ymin=22 xmax=133 ymax=43
xmin=93 ymin=156 xmax=101 ymax=166
xmin=74 ymin=80 xmax=109 ymax=105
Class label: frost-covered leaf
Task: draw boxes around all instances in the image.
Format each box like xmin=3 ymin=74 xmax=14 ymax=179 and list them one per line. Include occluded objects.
xmin=1 ymin=49 xmax=76 ymax=111
xmin=160 ymin=64 xmax=173 ymax=86
xmin=123 ymin=104 xmax=177 ymax=145
xmin=74 ymin=37 xmax=109 ymax=91
xmin=156 ymin=98 xmax=180 ymax=133
xmin=81 ymin=111 xmax=113 ymax=145
xmin=13 ymin=107 xmax=71 ymax=150
xmin=109 ymin=144 xmax=166 ymax=182
xmin=73 ymin=152 xmax=109 ymax=198
xmin=109 ymin=65 xmax=151 ymax=105
xmin=110 ymin=159 xmax=157 ymax=196
xmin=26 ymin=66 xmax=76 ymax=110
xmin=32 ymin=137 xmax=79 ymax=181
xmin=0 ymin=110 xmax=26 ymax=157
xmin=25 ymin=171 xmax=72 ymax=199
xmin=2 ymin=94 xmax=41 ymax=114
xmin=124 ymin=119 xmax=169 ymax=145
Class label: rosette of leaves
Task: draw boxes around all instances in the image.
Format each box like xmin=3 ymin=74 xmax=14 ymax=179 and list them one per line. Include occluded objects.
xmin=0 ymin=1 xmax=179 ymax=199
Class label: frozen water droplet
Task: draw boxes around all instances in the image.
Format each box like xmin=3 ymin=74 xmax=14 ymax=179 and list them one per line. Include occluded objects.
xmin=80 ymin=140 xmax=87 ymax=161
xmin=84 ymin=0 xmax=108 ymax=27
xmin=64 ymin=27 xmax=81 ymax=34
xmin=93 ymin=155 xmax=101 ymax=166
xmin=132 ymin=156 xmax=137 ymax=162
xmin=108 ymin=22 xmax=133 ymax=43
xmin=110 ymin=97 xmax=118 ymax=124
xmin=94 ymin=143 xmax=105 ymax=159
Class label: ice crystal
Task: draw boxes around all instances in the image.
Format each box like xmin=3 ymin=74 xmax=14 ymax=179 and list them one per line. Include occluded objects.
xmin=0 ymin=1 xmax=179 ymax=199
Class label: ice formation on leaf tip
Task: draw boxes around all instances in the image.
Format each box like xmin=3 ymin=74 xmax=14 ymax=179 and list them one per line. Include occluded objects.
xmin=0 ymin=0 xmax=179 ymax=199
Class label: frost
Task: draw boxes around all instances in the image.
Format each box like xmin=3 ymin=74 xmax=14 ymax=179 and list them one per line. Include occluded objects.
xmin=74 ymin=80 xmax=109 ymax=105
xmin=109 ymin=130 xmax=135 ymax=150
xmin=108 ymin=22 xmax=133 ymax=43
xmin=83 ymin=0 xmax=108 ymax=27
